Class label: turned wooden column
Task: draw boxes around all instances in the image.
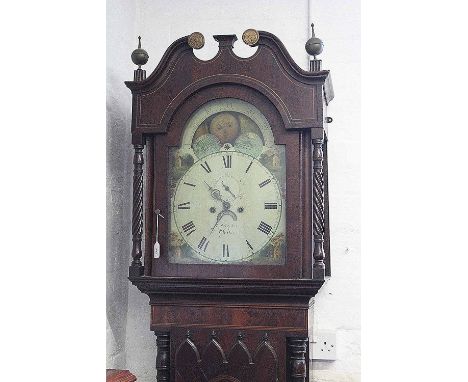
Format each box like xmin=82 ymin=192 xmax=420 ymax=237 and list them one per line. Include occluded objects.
xmin=312 ymin=138 xmax=326 ymax=279
xmin=287 ymin=337 xmax=308 ymax=382
xmin=129 ymin=144 xmax=145 ymax=277
xmin=155 ymin=331 xmax=170 ymax=382
xmin=128 ymin=36 xmax=148 ymax=278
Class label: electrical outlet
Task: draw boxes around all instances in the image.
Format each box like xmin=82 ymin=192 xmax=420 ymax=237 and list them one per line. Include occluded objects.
xmin=311 ymin=331 xmax=336 ymax=361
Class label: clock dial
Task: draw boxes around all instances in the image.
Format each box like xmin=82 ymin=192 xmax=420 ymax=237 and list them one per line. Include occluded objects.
xmin=172 ymin=150 xmax=282 ymax=263
xmin=168 ymin=98 xmax=286 ymax=265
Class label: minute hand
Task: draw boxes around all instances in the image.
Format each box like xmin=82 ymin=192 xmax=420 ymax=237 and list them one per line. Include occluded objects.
xmin=209 ymin=211 xmax=224 ymax=235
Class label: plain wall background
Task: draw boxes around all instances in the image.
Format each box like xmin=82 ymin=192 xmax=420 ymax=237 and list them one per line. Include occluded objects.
xmin=106 ymin=1 xmax=360 ymax=381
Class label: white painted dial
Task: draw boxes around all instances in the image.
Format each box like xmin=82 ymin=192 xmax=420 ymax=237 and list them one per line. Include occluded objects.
xmin=172 ymin=150 xmax=283 ymax=263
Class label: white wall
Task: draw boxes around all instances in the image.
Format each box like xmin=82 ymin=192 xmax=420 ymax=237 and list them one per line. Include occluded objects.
xmin=107 ymin=1 xmax=360 ymax=381
xmin=106 ymin=0 xmax=137 ymax=370
xmin=310 ymin=2 xmax=361 ymax=381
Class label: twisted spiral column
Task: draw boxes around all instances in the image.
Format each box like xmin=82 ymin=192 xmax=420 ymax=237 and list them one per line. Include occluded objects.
xmin=129 ymin=144 xmax=144 ymax=277
xmin=312 ymin=138 xmax=326 ymax=279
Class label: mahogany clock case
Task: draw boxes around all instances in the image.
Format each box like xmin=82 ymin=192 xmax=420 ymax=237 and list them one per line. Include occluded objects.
xmin=124 ymin=31 xmax=334 ymax=382
xmin=125 ymin=32 xmax=333 ymax=281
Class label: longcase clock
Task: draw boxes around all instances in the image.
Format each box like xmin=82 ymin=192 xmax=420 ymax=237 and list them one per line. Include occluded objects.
xmin=125 ymin=27 xmax=334 ymax=382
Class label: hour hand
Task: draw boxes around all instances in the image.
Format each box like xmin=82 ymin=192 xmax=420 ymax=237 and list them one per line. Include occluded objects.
xmin=221 ymin=181 xmax=236 ymax=198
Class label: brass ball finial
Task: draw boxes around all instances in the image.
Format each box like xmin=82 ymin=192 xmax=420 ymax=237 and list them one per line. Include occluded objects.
xmin=305 ymin=23 xmax=324 ymax=58
xmin=188 ymin=32 xmax=205 ymax=49
xmin=242 ymin=28 xmax=260 ymax=46
xmin=131 ymin=36 xmax=149 ymax=68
